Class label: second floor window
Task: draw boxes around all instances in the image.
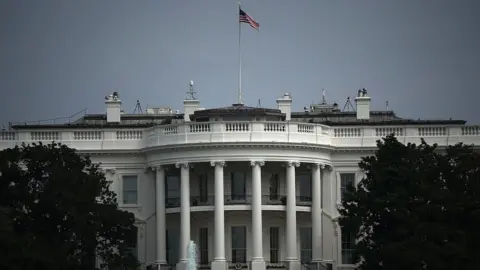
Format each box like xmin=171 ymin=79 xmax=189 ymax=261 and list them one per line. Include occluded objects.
xmin=231 ymin=172 xmax=246 ymax=200
xmin=298 ymin=172 xmax=312 ymax=202
xmin=269 ymin=173 xmax=279 ymax=200
xmin=122 ymin=175 xmax=138 ymax=204
xmin=340 ymin=173 xmax=356 ymax=199
xmin=198 ymin=173 xmax=208 ymax=203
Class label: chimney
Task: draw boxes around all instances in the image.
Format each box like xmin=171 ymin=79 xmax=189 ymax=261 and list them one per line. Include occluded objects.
xmin=183 ymin=80 xmax=200 ymax=122
xmin=354 ymin=88 xmax=371 ymax=120
xmin=277 ymin=93 xmax=293 ymax=121
xmin=105 ymin=92 xmax=122 ymax=123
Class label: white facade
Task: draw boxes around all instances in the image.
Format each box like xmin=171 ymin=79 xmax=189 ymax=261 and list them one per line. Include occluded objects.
xmin=1 ymin=91 xmax=480 ymax=270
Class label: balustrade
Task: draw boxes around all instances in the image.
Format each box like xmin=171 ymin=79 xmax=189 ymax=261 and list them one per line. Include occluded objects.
xmin=1 ymin=121 xmax=479 ymax=150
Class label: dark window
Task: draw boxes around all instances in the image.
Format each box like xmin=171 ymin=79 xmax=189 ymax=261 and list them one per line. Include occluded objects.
xmin=340 ymin=173 xmax=355 ymax=199
xmin=231 ymin=172 xmax=246 ymax=200
xmin=300 ymin=227 xmax=312 ymax=263
xmin=341 ymin=227 xmax=356 ymax=264
xmin=199 ymin=173 xmax=208 ymax=203
xmin=231 ymin=226 xmax=247 ymax=263
xmin=269 ymin=227 xmax=280 ymax=263
xmin=199 ymin=228 xmax=209 ymax=264
xmin=269 ymin=174 xmax=279 ymax=200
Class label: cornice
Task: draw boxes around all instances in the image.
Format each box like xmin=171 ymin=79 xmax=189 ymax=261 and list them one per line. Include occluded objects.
xmin=143 ymin=142 xmax=335 ymax=153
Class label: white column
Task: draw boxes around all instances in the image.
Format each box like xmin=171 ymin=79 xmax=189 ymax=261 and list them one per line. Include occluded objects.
xmin=176 ymin=162 xmax=191 ymax=269
xmin=286 ymin=161 xmax=300 ymax=270
xmin=211 ymin=161 xmax=227 ymax=270
xmin=250 ymin=161 xmax=265 ymax=270
xmin=311 ymin=163 xmax=324 ymax=262
xmin=155 ymin=166 xmax=167 ymax=265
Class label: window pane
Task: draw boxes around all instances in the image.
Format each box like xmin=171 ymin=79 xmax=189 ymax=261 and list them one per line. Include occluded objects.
xmin=199 ymin=228 xmax=208 ymax=264
xmin=231 ymin=226 xmax=246 ymax=263
xmin=341 ymin=227 xmax=356 ymax=264
xmin=123 ymin=176 xmax=137 ymax=190
xmin=340 ymin=173 xmax=355 ymax=198
xmin=299 ymin=173 xmax=312 ymax=201
xmin=123 ymin=176 xmax=138 ymax=204
xmin=269 ymin=227 xmax=279 ymax=263
xmin=300 ymin=227 xmax=312 ymax=263
xmin=231 ymin=172 xmax=246 ymax=200
xmin=123 ymin=191 xmax=138 ymax=204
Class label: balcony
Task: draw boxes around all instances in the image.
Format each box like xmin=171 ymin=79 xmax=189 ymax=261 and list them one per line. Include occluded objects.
xmin=1 ymin=122 xmax=479 ymax=151
xmin=165 ymin=195 xmax=312 ymax=208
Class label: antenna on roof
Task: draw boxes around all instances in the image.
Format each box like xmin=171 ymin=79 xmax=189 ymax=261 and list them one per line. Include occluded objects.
xmin=186 ymin=80 xmax=197 ymax=100
xmin=134 ymin=100 xmax=143 ymax=114
xmin=321 ymin=88 xmax=326 ymax=104
xmin=342 ymin=97 xmax=356 ymax=112
xmin=257 ymin=98 xmax=262 ymax=108
xmin=386 ymin=101 xmax=389 ymax=111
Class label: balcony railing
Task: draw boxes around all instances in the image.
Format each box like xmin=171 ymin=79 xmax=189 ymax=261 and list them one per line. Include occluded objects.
xmin=1 ymin=121 xmax=479 ymax=151
xmin=165 ymin=195 xmax=312 ymax=208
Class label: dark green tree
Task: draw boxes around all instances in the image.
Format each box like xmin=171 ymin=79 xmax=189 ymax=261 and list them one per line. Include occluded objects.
xmin=339 ymin=134 xmax=480 ymax=270
xmin=0 ymin=142 xmax=139 ymax=270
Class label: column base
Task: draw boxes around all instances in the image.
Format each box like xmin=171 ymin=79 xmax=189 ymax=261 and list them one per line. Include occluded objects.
xmin=176 ymin=260 xmax=189 ymax=270
xmin=211 ymin=260 xmax=228 ymax=270
xmin=250 ymin=260 xmax=266 ymax=270
xmin=287 ymin=260 xmax=301 ymax=270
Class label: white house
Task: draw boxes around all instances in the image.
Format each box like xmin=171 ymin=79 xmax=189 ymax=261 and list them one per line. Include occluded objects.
xmin=1 ymin=88 xmax=479 ymax=270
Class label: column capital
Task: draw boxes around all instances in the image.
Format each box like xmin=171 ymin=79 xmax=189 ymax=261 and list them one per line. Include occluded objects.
xmin=286 ymin=161 xmax=300 ymax=168
xmin=104 ymin=168 xmax=116 ymax=175
xmin=175 ymin=162 xmax=191 ymax=169
xmin=210 ymin=161 xmax=226 ymax=167
xmin=250 ymin=161 xmax=265 ymax=167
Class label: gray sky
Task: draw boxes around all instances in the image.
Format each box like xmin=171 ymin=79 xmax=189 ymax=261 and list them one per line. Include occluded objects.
xmin=1 ymin=0 xmax=479 ymax=126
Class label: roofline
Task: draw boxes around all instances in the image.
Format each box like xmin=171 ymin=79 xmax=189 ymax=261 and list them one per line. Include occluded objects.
xmin=316 ymin=119 xmax=467 ymax=126
xmin=11 ymin=123 xmax=159 ymax=129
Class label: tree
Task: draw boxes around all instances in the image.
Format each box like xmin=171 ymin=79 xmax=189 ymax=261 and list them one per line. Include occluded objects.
xmin=0 ymin=142 xmax=139 ymax=270
xmin=339 ymin=134 xmax=480 ymax=270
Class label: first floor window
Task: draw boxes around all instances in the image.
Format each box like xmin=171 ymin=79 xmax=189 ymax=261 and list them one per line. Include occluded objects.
xmin=231 ymin=226 xmax=246 ymax=263
xmin=123 ymin=175 xmax=138 ymax=204
xmin=341 ymin=227 xmax=356 ymax=264
xmin=199 ymin=228 xmax=209 ymax=264
xmin=269 ymin=227 xmax=280 ymax=263
xmin=300 ymin=227 xmax=312 ymax=263
xmin=126 ymin=226 xmax=138 ymax=259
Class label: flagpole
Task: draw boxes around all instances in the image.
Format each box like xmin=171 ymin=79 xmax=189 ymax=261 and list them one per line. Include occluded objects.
xmin=237 ymin=1 xmax=243 ymax=105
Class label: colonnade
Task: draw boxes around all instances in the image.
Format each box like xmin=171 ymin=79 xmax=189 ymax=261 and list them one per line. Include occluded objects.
xmin=152 ymin=161 xmax=330 ymax=270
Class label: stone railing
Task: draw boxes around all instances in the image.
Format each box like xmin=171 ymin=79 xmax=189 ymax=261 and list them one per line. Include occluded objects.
xmin=0 ymin=121 xmax=479 ymax=151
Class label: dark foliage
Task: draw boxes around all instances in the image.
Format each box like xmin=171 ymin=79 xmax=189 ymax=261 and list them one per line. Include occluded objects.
xmin=0 ymin=142 xmax=139 ymax=270
xmin=339 ymin=134 xmax=480 ymax=270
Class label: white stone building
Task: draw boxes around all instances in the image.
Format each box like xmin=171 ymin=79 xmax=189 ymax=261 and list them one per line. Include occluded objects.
xmin=1 ymin=88 xmax=479 ymax=270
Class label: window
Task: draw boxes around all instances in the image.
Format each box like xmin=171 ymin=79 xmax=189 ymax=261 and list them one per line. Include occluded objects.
xmin=199 ymin=228 xmax=209 ymax=264
xmin=341 ymin=227 xmax=356 ymax=264
xmin=269 ymin=174 xmax=279 ymax=200
xmin=126 ymin=226 xmax=138 ymax=260
xmin=123 ymin=175 xmax=138 ymax=204
xmin=198 ymin=173 xmax=208 ymax=203
xmin=167 ymin=228 xmax=179 ymax=264
xmin=298 ymin=173 xmax=312 ymax=202
xmin=269 ymin=227 xmax=280 ymax=263
xmin=340 ymin=173 xmax=356 ymax=199
xmin=231 ymin=172 xmax=246 ymax=200
xmin=231 ymin=226 xmax=246 ymax=263
xmin=300 ymin=227 xmax=312 ymax=263
xmin=166 ymin=174 xmax=180 ymax=207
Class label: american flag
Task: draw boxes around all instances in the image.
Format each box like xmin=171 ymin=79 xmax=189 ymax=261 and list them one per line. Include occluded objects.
xmin=239 ymin=8 xmax=259 ymax=30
